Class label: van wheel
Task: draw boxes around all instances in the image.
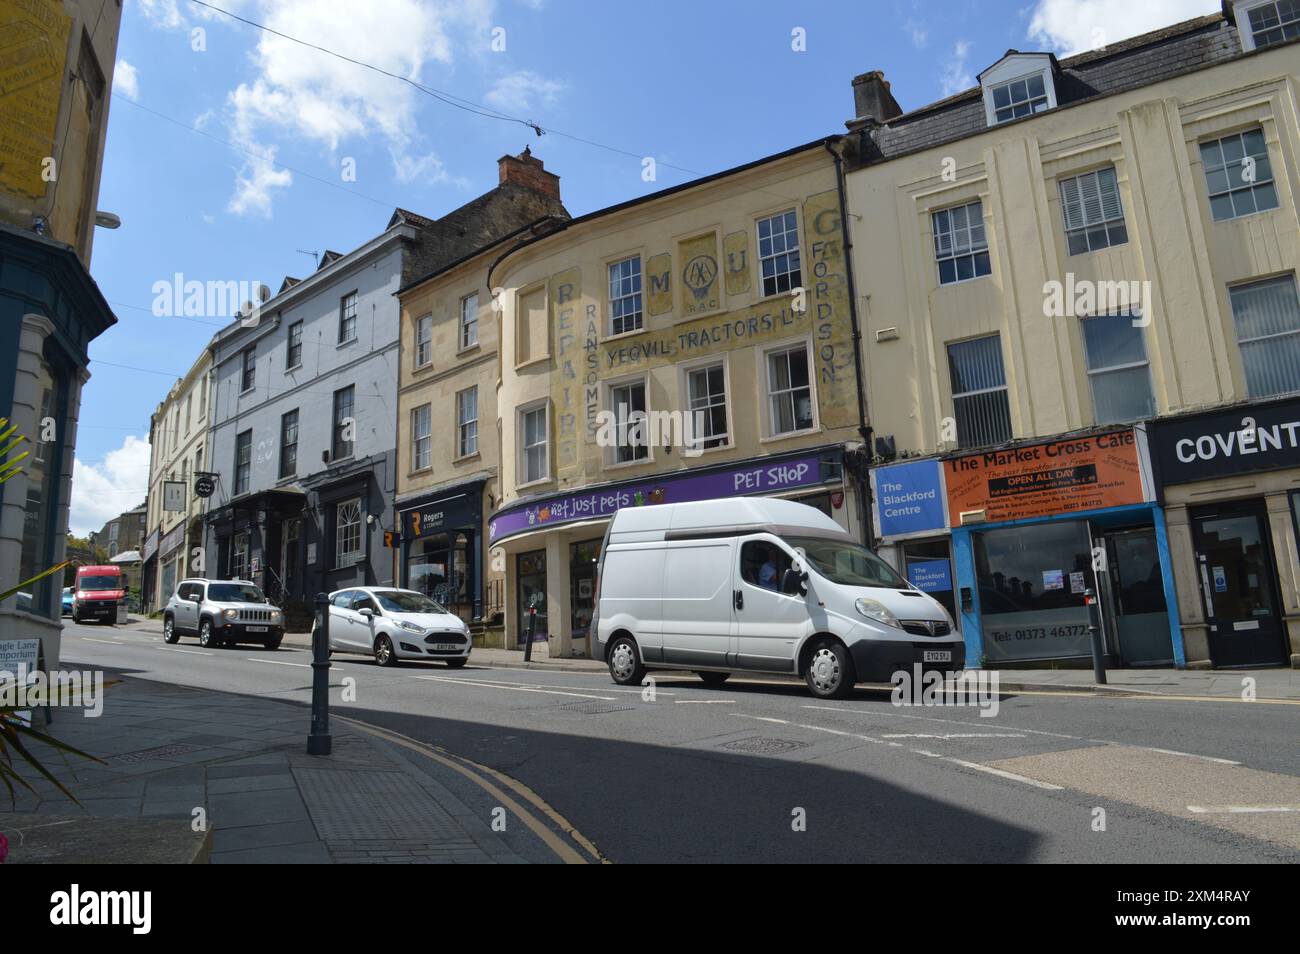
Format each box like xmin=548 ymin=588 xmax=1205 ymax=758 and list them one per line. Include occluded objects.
xmin=163 ymin=616 xmax=179 ymax=644
xmin=696 ymin=671 xmax=730 ymax=687
xmin=607 ymin=635 xmax=646 ymax=687
xmin=805 ymin=638 xmax=855 ymax=700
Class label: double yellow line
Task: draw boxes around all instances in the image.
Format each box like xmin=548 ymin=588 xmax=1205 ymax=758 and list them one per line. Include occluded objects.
xmin=338 ymin=715 xmax=608 ymax=864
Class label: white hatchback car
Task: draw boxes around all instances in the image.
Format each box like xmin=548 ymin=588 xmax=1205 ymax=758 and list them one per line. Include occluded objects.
xmin=322 ymin=587 xmax=472 ymax=668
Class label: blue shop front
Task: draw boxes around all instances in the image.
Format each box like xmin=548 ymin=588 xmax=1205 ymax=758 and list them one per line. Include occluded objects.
xmin=872 ymin=427 xmax=1185 ymax=669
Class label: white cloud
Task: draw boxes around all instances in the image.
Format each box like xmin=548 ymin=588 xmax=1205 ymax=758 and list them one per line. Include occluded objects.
xmin=1027 ymin=0 xmax=1220 ymax=55
xmin=227 ymin=147 xmax=293 ymax=217
xmin=113 ymin=60 xmax=139 ymax=99
xmin=904 ymin=18 xmax=928 ymax=49
xmin=69 ymin=435 xmax=151 ymax=536
xmin=484 ymin=70 xmax=565 ymax=115
xmin=222 ymin=0 xmax=494 ymax=216
xmin=193 ymin=108 xmax=215 ymax=131
xmin=940 ymin=40 xmax=973 ymax=96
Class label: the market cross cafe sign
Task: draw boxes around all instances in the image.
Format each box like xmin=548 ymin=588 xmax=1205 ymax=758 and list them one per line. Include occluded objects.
xmin=1149 ymin=397 xmax=1300 ymax=485
xmin=945 ymin=429 xmax=1149 ymax=524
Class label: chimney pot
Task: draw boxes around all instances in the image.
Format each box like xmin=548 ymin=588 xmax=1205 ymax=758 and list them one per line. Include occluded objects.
xmin=498 ymin=149 xmax=561 ymax=200
xmin=851 ymin=70 xmax=902 ymax=126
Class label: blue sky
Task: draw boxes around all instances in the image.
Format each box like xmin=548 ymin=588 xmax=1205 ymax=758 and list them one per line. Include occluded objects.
xmin=71 ymin=0 xmax=1220 ymax=533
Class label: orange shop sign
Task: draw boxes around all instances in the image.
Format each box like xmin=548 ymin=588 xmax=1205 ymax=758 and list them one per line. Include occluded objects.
xmin=944 ymin=430 xmax=1148 ymax=524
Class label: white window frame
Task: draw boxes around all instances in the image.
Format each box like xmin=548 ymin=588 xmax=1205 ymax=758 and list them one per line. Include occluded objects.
xmin=518 ymin=402 xmax=550 ymax=487
xmin=335 ymin=497 xmax=363 ymax=568
xmin=606 ymin=374 xmax=650 ymax=465
xmin=1199 ymin=128 xmax=1279 ymax=222
xmin=762 ymin=340 xmax=817 ymax=438
xmin=286 ymin=320 xmax=303 ymax=370
xmin=933 ymin=200 xmax=991 ymax=286
xmin=607 ymin=255 xmax=643 ymax=337
xmin=234 ymin=429 xmax=252 ymax=495
xmin=979 ymin=55 xmax=1057 ymax=127
xmin=756 ymin=209 xmax=801 ymax=298
xmin=240 ymin=347 xmax=255 ymax=393
xmin=1059 ymin=166 xmax=1128 ymax=255
xmin=411 ymin=404 xmax=432 ymax=471
xmin=1080 ymin=315 xmax=1155 ymax=425
xmin=339 ymin=290 xmax=358 ymax=344
xmin=231 ymin=530 xmax=250 ymax=579
xmin=681 ymin=357 xmax=731 ymax=451
xmin=456 ymin=387 xmax=478 ymax=459
xmin=415 ymin=314 xmax=433 ymax=368
xmin=460 ymin=294 xmax=479 ymax=350
xmin=1233 ymin=0 xmax=1300 ymax=50
xmin=947 ymin=334 xmax=1013 ymax=449
xmin=1230 ymin=274 xmax=1300 ymax=398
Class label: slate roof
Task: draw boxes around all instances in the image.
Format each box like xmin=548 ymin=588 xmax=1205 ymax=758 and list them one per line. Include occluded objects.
xmin=862 ymin=13 xmax=1267 ymax=164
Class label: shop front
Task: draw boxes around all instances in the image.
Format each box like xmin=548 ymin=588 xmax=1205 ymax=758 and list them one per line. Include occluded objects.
xmin=489 ymin=446 xmax=856 ymax=658
xmin=398 ymin=477 xmax=487 ymax=624
xmin=873 ymin=428 xmax=1182 ymax=669
xmin=1149 ymin=398 xmax=1300 ymax=669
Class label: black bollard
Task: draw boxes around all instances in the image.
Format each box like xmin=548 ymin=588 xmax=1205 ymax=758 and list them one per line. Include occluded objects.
xmin=523 ymin=601 xmax=537 ymax=663
xmin=1084 ymin=587 xmax=1107 ymax=685
xmin=307 ymin=592 xmax=332 ymax=755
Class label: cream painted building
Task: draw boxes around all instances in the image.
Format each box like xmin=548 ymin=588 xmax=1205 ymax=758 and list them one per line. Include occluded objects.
xmin=845 ymin=6 xmax=1300 ymax=670
xmin=393 ymin=150 xmax=568 ymax=635
xmin=488 ymin=141 xmax=871 ymax=657
xmin=143 ymin=347 xmax=213 ymax=612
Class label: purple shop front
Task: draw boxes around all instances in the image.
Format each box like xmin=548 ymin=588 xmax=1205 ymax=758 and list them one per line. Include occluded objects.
xmin=489 ymin=454 xmax=837 ymax=543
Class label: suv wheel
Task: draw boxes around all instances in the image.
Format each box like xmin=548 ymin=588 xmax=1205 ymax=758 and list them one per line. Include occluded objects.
xmin=163 ymin=616 xmax=179 ymax=644
xmin=198 ymin=619 xmax=220 ymax=649
xmin=264 ymin=635 xmax=282 ymax=651
xmin=374 ymin=634 xmax=399 ymax=667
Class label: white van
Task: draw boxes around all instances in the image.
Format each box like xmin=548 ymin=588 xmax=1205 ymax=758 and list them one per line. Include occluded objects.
xmin=591 ymin=497 xmax=963 ymax=698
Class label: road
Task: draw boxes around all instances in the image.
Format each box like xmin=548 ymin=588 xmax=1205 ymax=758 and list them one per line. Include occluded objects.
xmin=57 ymin=618 xmax=1300 ymax=863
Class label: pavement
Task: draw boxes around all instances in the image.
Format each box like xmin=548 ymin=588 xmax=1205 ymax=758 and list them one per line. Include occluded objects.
xmin=1 ymin=673 xmax=571 ymax=864
xmin=123 ymin=614 xmax=1300 ymax=700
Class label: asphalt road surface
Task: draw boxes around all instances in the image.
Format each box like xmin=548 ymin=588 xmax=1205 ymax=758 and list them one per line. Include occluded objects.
xmin=57 ymin=618 xmax=1300 ymax=863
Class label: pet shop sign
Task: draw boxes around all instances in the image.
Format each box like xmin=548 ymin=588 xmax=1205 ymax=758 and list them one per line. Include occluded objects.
xmin=489 ymin=454 xmax=832 ymax=542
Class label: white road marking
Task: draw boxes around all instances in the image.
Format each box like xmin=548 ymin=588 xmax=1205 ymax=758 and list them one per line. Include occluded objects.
xmin=81 ymin=637 xmax=123 ymax=645
xmin=161 ymin=648 xmax=212 ymax=656
xmin=246 ymin=658 xmax=311 ymax=668
xmin=883 ymin=738 xmax=1024 ymax=743
xmin=443 ymin=676 xmax=674 ymax=697
xmin=414 ymin=674 xmax=618 ymax=701
xmin=1187 ymin=805 xmax=1300 ymax=814
xmin=675 ymin=699 xmax=734 ymax=704
xmin=732 ymin=713 xmax=1063 ymax=791
xmin=944 ymin=759 xmax=1065 ymax=791
xmin=801 ymin=705 xmax=1242 ymax=766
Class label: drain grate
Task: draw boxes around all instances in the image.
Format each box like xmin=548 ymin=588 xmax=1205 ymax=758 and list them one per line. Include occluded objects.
xmin=555 ymin=701 xmax=635 ymax=715
xmin=107 ymin=742 xmax=205 ymax=763
xmin=719 ymin=736 xmax=809 ymax=755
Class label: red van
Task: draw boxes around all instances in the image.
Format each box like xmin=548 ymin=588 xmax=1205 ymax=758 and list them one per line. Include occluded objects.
xmin=73 ymin=565 xmax=125 ymax=624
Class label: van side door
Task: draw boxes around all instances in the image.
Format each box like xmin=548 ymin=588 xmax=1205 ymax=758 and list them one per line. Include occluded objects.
xmin=733 ymin=536 xmax=809 ymax=673
xmin=660 ymin=539 xmax=735 ymax=669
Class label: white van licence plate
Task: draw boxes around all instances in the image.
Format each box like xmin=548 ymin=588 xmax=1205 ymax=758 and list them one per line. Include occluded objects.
xmin=922 ymin=650 xmax=951 ymax=663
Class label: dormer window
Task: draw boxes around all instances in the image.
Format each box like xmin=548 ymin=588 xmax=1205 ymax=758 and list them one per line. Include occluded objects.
xmin=1233 ymin=1 xmax=1300 ymax=51
xmin=991 ymin=74 xmax=1049 ymax=123
xmin=978 ymin=52 xmax=1058 ymax=127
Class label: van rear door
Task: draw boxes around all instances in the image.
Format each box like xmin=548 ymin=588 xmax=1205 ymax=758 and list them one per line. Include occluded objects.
xmin=660 ymin=539 xmax=735 ymax=669
xmin=599 ymin=544 xmax=665 ymax=661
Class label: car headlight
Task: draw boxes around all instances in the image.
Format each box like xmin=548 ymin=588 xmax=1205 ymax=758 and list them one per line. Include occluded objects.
xmin=854 ymin=597 xmax=900 ymax=629
xmin=222 ymin=608 xmax=238 ymax=619
xmin=399 ymin=621 xmax=426 ymax=635
xmin=271 ymin=610 xmax=283 ymax=621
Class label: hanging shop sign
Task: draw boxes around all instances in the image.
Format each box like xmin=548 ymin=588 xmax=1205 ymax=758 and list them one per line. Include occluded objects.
xmin=945 ymin=429 xmax=1148 ymax=525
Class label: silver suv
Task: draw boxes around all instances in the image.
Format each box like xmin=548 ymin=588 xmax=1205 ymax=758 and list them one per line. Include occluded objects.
xmin=163 ymin=578 xmax=285 ymax=649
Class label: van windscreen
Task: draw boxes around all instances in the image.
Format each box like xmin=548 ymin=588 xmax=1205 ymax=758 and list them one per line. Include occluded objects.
xmin=782 ymin=536 xmax=910 ymax=589
xmin=78 ymin=576 xmax=119 ymax=590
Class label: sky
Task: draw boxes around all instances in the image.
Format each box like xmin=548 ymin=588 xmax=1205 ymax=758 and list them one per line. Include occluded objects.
xmin=70 ymin=0 xmax=1222 ymax=535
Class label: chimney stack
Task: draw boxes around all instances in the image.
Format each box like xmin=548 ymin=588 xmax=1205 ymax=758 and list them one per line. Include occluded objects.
xmin=850 ymin=71 xmax=902 ymax=127
xmin=498 ymin=146 xmax=561 ymax=200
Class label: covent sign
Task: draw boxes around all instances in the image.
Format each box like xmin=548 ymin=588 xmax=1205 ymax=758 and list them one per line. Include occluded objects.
xmin=1149 ymin=396 xmax=1300 ymax=485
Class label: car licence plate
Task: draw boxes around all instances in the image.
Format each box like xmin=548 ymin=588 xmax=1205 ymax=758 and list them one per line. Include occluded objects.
xmin=246 ymin=625 xmax=268 ymax=633
xmin=431 ymin=642 xmax=460 ymax=651
xmin=922 ymin=650 xmax=951 ymax=663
